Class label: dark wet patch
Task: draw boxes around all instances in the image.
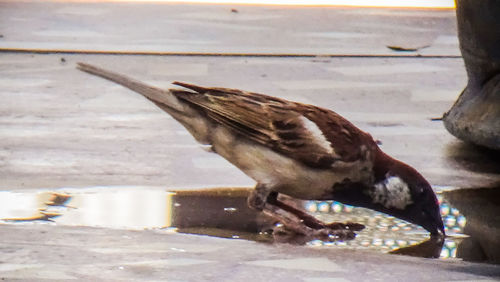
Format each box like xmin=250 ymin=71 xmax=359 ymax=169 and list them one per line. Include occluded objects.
xmin=445 ymin=141 xmax=500 ymax=175
xmin=1 ymin=186 xmax=498 ymax=263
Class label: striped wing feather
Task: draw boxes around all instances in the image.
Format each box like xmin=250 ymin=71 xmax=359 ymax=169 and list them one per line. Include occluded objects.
xmin=171 ymin=82 xmax=374 ymax=168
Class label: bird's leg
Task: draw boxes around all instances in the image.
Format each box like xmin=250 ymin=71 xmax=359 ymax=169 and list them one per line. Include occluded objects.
xmin=248 ymin=185 xmax=317 ymax=235
xmin=266 ymin=192 xmax=325 ymax=229
xmin=247 ymin=185 xmax=360 ymax=239
xmin=247 ymin=184 xmax=270 ymax=211
xmin=267 ymin=192 xmax=364 ymax=232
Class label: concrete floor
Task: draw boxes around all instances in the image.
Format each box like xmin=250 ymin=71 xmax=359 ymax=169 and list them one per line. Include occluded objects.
xmin=0 ymin=1 xmax=459 ymax=56
xmin=1 ymin=1 xmax=500 ymax=281
xmin=1 ymin=53 xmax=498 ymax=190
xmin=1 ymin=224 xmax=500 ymax=281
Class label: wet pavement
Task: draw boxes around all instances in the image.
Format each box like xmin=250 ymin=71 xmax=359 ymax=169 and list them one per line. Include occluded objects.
xmin=1 ymin=1 xmax=500 ymax=281
xmin=0 ymin=187 xmax=474 ymax=257
xmin=1 ymin=186 xmax=500 ymax=281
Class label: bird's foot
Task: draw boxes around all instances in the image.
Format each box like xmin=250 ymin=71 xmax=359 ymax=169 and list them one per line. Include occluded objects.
xmin=249 ymin=186 xmax=364 ymax=242
xmin=271 ymin=222 xmax=357 ymax=243
xmin=262 ymin=203 xmax=361 ymax=242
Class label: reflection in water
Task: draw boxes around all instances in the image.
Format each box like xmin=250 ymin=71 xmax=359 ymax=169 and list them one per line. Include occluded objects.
xmin=0 ymin=186 xmax=498 ymax=263
xmin=0 ymin=188 xmax=172 ymax=229
xmin=303 ymin=193 xmax=466 ymax=259
xmin=443 ymin=187 xmax=500 ymax=263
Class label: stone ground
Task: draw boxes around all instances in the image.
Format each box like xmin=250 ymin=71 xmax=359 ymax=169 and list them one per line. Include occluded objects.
xmin=1 ymin=1 xmax=500 ymax=281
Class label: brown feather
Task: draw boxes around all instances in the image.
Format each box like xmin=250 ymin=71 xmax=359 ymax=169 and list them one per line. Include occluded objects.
xmin=171 ymin=83 xmax=378 ymax=169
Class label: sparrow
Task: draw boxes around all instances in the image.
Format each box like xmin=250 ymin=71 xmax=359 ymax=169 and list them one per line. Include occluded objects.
xmin=77 ymin=62 xmax=445 ymax=239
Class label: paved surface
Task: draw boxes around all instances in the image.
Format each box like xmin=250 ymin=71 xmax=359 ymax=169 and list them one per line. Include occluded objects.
xmin=0 ymin=1 xmax=459 ymax=56
xmin=1 ymin=1 xmax=500 ymax=281
xmin=1 ymin=53 xmax=499 ymax=190
xmin=1 ymin=224 xmax=500 ymax=281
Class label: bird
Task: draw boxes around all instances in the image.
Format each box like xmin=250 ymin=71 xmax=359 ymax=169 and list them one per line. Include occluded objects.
xmin=77 ymin=62 xmax=445 ymax=239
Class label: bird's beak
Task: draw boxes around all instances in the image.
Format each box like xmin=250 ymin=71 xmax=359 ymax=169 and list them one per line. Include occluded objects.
xmin=422 ymin=206 xmax=445 ymax=237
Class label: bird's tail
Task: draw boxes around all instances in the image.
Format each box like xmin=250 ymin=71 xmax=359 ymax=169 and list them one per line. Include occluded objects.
xmin=77 ymin=62 xmax=212 ymax=144
xmin=76 ymin=62 xmax=187 ymax=114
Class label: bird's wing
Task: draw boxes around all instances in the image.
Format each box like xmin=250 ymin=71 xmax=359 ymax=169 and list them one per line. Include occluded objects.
xmin=171 ymin=82 xmax=375 ymax=169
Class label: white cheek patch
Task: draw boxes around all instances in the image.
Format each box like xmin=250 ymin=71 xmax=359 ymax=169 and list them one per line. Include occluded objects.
xmin=370 ymin=176 xmax=413 ymax=210
xmin=299 ymin=116 xmax=335 ymax=154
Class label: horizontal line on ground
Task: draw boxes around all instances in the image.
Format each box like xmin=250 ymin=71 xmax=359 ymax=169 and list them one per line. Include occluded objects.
xmin=0 ymin=48 xmax=462 ymax=59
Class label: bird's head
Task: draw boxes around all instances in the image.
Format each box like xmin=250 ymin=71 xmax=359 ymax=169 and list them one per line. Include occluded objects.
xmin=368 ymin=172 xmax=445 ymax=237
xmin=368 ymin=151 xmax=445 ymax=237
xmin=331 ymin=151 xmax=445 ymax=237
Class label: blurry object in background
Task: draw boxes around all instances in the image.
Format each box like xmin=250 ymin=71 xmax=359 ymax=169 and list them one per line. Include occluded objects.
xmin=443 ymin=0 xmax=500 ymax=150
xmin=443 ymin=186 xmax=500 ymax=263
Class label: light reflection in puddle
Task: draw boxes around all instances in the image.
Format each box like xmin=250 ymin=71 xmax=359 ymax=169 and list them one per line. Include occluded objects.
xmin=303 ymin=193 xmax=466 ymax=259
xmin=0 ymin=186 xmax=497 ymax=263
xmin=0 ymin=188 xmax=172 ymax=229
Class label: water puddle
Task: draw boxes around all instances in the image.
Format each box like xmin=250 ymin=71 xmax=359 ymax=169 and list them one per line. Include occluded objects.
xmin=0 ymin=186 xmax=498 ymax=263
